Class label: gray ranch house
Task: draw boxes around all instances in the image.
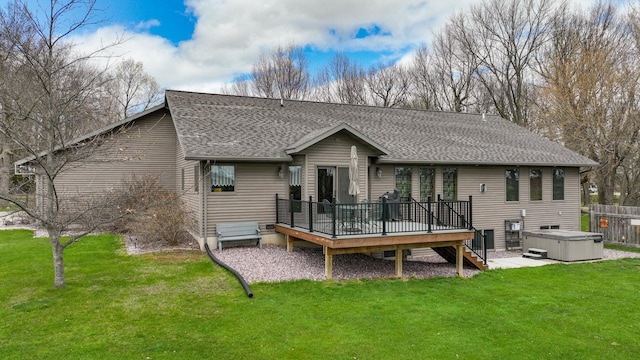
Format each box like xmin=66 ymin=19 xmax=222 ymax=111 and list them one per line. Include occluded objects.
xmin=24 ymin=90 xmax=597 ymax=277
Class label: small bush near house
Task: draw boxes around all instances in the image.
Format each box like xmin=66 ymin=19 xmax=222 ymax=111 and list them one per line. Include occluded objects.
xmin=112 ymin=175 xmax=195 ymax=246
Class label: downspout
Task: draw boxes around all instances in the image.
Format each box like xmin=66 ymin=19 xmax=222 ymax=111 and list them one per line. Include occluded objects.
xmin=203 ymin=160 xmax=208 ymax=249
xmin=205 ymin=243 xmax=254 ymax=298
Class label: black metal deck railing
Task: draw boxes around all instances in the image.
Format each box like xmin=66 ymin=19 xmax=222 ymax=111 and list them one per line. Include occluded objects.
xmin=429 ymin=195 xmax=487 ymax=265
xmin=276 ymin=194 xmax=475 ymax=239
xmin=276 ymin=194 xmax=487 ymax=266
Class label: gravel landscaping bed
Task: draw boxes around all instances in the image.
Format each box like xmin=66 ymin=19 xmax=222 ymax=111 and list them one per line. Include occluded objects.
xmin=214 ymin=245 xmax=481 ymax=283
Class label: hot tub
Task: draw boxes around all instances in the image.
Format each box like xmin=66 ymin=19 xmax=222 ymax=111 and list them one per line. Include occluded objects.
xmin=522 ymin=230 xmax=603 ymax=261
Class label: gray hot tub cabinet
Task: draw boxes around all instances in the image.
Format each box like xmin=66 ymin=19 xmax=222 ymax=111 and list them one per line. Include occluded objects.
xmin=522 ymin=230 xmax=603 ymax=262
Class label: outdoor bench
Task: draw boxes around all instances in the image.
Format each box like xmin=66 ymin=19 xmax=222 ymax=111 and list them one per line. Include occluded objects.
xmin=215 ymin=221 xmax=262 ymax=251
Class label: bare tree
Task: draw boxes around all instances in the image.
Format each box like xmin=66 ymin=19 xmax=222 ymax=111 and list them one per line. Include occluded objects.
xmin=365 ymin=62 xmax=410 ymax=108
xmin=431 ymin=25 xmax=480 ymax=113
xmin=0 ymin=0 xmax=154 ymax=288
xmin=450 ymin=0 xmax=555 ymax=126
xmin=409 ymin=25 xmax=479 ymax=112
xmin=107 ymin=58 xmax=163 ymax=120
xmin=248 ymin=44 xmax=309 ymax=100
xmin=314 ymin=52 xmax=368 ymax=105
xmin=535 ymin=2 xmax=640 ymax=205
xmin=407 ymin=44 xmax=438 ymax=110
xmin=618 ymin=3 xmax=640 ymax=206
xmin=221 ymin=75 xmax=251 ymax=97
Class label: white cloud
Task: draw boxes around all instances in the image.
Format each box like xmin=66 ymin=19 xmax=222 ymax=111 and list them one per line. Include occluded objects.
xmin=79 ymin=0 xmax=592 ymax=92
xmin=135 ymin=19 xmax=161 ymax=31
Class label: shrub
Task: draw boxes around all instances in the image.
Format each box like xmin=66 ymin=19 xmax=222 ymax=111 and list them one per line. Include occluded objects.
xmin=113 ymin=175 xmax=195 ymax=246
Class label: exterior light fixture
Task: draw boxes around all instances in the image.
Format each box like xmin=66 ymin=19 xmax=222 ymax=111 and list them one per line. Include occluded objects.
xmin=277 ymin=166 xmax=284 ymax=179
xmin=376 ymin=167 xmax=382 ymax=178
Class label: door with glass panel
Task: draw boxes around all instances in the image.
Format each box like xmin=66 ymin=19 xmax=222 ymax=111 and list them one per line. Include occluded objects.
xmin=317 ymin=166 xmax=352 ymax=213
xmin=317 ymin=167 xmax=335 ymax=213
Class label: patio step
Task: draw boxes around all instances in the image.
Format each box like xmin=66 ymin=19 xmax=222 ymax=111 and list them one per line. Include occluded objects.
xmin=433 ymin=246 xmax=488 ymax=270
xmin=523 ymin=248 xmax=548 ymax=260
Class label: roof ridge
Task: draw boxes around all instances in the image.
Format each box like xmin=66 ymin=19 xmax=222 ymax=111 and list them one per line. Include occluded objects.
xmin=164 ymin=89 xmax=501 ymax=118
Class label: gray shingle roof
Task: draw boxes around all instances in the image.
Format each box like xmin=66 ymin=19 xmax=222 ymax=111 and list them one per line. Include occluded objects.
xmin=165 ymin=90 xmax=598 ymax=167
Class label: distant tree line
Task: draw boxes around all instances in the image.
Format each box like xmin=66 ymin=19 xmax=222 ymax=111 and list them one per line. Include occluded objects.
xmin=226 ymin=0 xmax=640 ymax=207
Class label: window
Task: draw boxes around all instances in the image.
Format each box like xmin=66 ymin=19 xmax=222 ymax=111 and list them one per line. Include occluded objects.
xmin=289 ymin=166 xmax=302 ymax=212
xmin=553 ymin=168 xmax=565 ymax=200
xmin=194 ymin=165 xmax=199 ymax=192
xmin=505 ymin=168 xmax=519 ymax=201
xmin=442 ymin=168 xmax=457 ymax=200
xmin=419 ymin=168 xmax=435 ymax=201
xmin=181 ymin=168 xmax=185 ymax=191
xmin=395 ymin=167 xmax=412 ymax=201
xmin=211 ymin=165 xmax=235 ymax=192
xmin=529 ymin=169 xmax=542 ymax=201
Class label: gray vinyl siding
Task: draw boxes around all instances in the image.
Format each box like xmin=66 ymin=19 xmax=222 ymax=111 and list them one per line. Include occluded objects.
xmin=204 ymin=134 xmax=381 ymax=236
xmin=54 ymin=110 xmax=176 ymax=194
xmin=459 ymin=166 xmax=580 ymax=249
xmin=176 ymin=139 xmax=201 ymax=236
xmin=205 ymin=163 xmax=288 ymax=236
xmin=299 ymin=133 xmax=377 ymax=202
xmin=370 ymin=164 xmax=581 ymax=251
xmin=201 ymin=134 xmax=581 ymax=251
xmin=369 ymin=164 xmax=396 ymax=200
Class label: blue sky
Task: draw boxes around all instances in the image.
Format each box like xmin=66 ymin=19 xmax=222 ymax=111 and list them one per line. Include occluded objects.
xmin=12 ymin=0 xmax=601 ymax=92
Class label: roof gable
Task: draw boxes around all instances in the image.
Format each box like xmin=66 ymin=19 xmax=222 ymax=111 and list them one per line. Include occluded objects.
xmin=285 ymin=123 xmax=390 ymax=155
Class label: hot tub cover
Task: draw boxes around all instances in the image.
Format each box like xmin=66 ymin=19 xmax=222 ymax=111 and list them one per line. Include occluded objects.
xmin=523 ymin=229 xmax=603 ymax=242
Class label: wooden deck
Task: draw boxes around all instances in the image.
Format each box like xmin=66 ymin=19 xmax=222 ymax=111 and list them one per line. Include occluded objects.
xmin=275 ymin=224 xmax=475 ymax=279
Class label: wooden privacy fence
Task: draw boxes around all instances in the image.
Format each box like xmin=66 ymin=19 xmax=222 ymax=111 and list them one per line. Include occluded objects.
xmin=589 ymin=204 xmax=640 ymax=246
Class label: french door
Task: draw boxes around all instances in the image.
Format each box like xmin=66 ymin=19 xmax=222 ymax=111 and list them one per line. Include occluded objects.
xmin=317 ymin=166 xmax=351 ymax=213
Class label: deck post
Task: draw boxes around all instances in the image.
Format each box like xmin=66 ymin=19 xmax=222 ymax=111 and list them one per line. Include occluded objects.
xmin=308 ymin=196 xmax=314 ymax=233
xmin=381 ymin=197 xmax=387 ymax=235
xmin=286 ymin=234 xmax=293 ymax=253
xmin=427 ymin=196 xmax=432 ymax=232
xmin=483 ymin=233 xmax=488 ymax=265
xmin=437 ymin=194 xmax=441 ymax=226
xmin=290 ymin=198 xmax=295 ymax=228
xmin=275 ymin=194 xmax=279 ymax=224
xmin=468 ymin=195 xmax=473 ymax=230
xmin=395 ymin=249 xmax=403 ymax=277
xmin=331 ymin=197 xmax=337 ymax=238
xmin=324 ymin=247 xmax=333 ymax=279
xmin=456 ymin=243 xmax=464 ymax=277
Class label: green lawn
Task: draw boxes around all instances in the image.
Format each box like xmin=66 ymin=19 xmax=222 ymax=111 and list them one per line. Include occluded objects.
xmin=1 ymin=230 xmax=640 ymax=359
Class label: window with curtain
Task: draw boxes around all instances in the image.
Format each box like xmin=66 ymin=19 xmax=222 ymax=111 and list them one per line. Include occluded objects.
xmin=529 ymin=169 xmax=542 ymax=201
xmin=211 ymin=165 xmax=235 ymax=192
xmin=395 ymin=167 xmax=412 ymax=201
xmin=505 ymin=168 xmax=519 ymax=201
xmin=442 ymin=168 xmax=457 ymax=200
xmin=419 ymin=168 xmax=435 ymax=202
xmin=553 ymin=168 xmax=565 ymax=200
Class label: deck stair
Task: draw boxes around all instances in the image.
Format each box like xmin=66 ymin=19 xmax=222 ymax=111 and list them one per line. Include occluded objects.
xmin=433 ymin=246 xmax=488 ymax=270
xmin=522 ymin=248 xmax=548 ymax=260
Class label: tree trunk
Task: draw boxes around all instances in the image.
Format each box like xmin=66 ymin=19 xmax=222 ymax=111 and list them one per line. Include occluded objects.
xmin=0 ymin=140 xmax=12 ymax=209
xmin=50 ymin=233 xmax=66 ymax=288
